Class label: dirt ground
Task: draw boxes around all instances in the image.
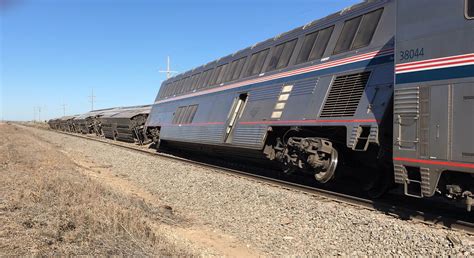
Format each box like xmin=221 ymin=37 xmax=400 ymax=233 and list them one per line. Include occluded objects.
xmin=0 ymin=123 xmax=259 ymax=256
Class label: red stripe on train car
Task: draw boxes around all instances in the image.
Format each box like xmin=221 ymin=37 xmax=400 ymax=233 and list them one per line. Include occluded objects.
xmin=394 ymin=157 xmax=474 ymax=169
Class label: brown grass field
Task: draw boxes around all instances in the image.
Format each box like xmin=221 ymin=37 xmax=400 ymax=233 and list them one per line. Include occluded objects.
xmin=0 ymin=123 xmax=191 ymax=255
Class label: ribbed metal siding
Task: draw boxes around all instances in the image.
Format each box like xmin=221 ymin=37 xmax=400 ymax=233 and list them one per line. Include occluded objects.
xmin=291 ymin=78 xmax=319 ymax=96
xmin=394 ymin=87 xmax=419 ymax=115
xmin=162 ymin=125 xmax=225 ymax=144
xmin=248 ymin=84 xmax=282 ymax=101
xmin=231 ymin=125 xmax=268 ymax=149
xmin=320 ymin=72 xmax=371 ymax=117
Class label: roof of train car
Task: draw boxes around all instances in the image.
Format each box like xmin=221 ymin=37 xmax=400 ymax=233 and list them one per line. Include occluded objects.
xmin=100 ymin=105 xmax=152 ymax=119
xmin=58 ymin=115 xmax=78 ymax=121
xmin=161 ymin=0 xmax=383 ymax=86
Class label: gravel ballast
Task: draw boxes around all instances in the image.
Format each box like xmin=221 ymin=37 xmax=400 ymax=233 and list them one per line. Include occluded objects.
xmin=24 ymin=126 xmax=474 ymax=256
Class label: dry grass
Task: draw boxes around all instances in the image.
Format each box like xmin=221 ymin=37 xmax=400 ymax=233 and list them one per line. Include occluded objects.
xmin=0 ymin=124 xmax=191 ymax=256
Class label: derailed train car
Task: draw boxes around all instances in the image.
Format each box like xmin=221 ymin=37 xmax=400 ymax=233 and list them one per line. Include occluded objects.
xmin=73 ymin=108 xmax=117 ymax=135
xmin=55 ymin=115 xmax=78 ymax=132
xmin=48 ymin=105 xmax=152 ymax=144
xmin=99 ymin=105 xmax=151 ymax=143
xmin=146 ymin=0 xmax=474 ymax=209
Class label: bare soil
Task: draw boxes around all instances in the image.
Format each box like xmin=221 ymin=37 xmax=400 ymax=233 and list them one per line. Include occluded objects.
xmin=0 ymin=123 xmax=258 ymax=256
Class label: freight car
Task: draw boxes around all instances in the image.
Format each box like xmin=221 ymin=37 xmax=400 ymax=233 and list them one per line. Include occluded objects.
xmin=145 ymin=0 xmax=474 ymax=209
xmin=99 ymin=105 xmax=151 ymax=143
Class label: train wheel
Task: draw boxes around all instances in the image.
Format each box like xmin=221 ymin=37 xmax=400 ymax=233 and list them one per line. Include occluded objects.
xmin=314 ymin=148 xmax=339 ymax=184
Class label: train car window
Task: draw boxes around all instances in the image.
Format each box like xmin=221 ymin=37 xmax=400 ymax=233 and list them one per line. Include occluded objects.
xmin=308 ymin=26 xmax=334 ymax=60
xmin=225 ymin=59 xmax=240 ymax=82
xmin=216 ymin=63 xmax=228 ymax=84
xmin=182 ymin=76 xmax=192 ymax=94
xmin=296 ymin=31 xmax=319 ymax=64
xmin=172 ymin=106 xmax=186 ymax=124
xmin=163 ymin=82 xmax=171 ymax=97
xmin=182 ymin=104 xmax=198 ymax=124
xmin=176 ymin=79 xmax=185 ymax=94
xmin=231 ymin=57 xmax=247 ymax=81
xmin=198 ymin=68 xmax=213 ymax=89
xmin=246 ymin=48 xmax=269 ymax=76
xmin=333 ymin=16 xmax=362 ymax=54
xmin=159 ymin=84 xmax=167 ymax=98
xmin=209 ymin=65 xmax=222 ymax=86
xmin=245 ymin=51 xmax=260 ymax=77
xmin=169 ymin=81 xmax=179 ymax=96
xmin=296 ymin=26 xmax=334 ymax=64
xmin=352 ymin=9 xmax=383 ymax=49
xmin=190 ymin=73 xmax=201 ymax=91
xmin=467 ymin=0 xmax=474 ymax=18
xmin=167 ymin=82 xmax=177 ymax=96
xmin=267 ymin=39 xmax=298 ymax=72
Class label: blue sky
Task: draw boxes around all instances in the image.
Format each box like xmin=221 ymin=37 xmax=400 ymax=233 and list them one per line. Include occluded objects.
xmin=1 ymin=0 xmax=360 ymax=121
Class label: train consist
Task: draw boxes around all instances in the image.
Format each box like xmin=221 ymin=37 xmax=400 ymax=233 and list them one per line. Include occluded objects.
xmin=49 ymin=105 xmax=151 ymax=144
xmin=49 ymin=0 xmax=474 ymax=210
xmin=144 ymin=0 xmax=474 ymax=209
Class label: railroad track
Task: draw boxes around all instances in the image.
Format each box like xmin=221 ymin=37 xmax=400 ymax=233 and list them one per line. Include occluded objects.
xmin=21 ymin=124 xmax=474 ymax=235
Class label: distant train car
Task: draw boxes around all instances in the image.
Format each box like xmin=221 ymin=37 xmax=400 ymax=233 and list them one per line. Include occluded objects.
xmin=47 ymin=119 xmax=59 ymax=130
xmin=57 ymin=116 xmax=77 ymax=132
xmin=74 ymin=108 xmax=116 ymax=135
xmin=99 ymin=105 xmax=152 ymax=143
xmin=146 ymin=0 xmax=474 ymax=209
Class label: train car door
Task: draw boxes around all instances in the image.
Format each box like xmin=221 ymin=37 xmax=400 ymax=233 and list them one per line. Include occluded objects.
xmin=224 ymin=93 xmax=248 ymax=143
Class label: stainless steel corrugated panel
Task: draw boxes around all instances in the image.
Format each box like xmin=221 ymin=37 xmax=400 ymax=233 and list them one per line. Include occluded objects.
xmin=394 ymin=87 xmax=420 ymax=115
xmin=231 ymin=125 xmax=267 ymax=149
xmin=162 ymin=125 xmax=225 ymax=144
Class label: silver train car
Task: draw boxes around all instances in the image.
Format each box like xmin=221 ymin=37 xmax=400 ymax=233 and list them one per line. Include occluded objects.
xmin=99 ymin=105 xmax=151 ymax=143
xmin=48 ymin=105 xmax=152 ymax=144
xmin=145 ymin=0 xmax=474 ymax=209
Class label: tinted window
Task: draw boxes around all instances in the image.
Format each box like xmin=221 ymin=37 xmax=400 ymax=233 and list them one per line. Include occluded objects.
xmin=246 ymin=48 xmax=269 ymax=76
xmin=182 ymin=105 xmax=198 ymax=124
xmin=231 ymin=57 xmax=247 ymax=81
xmin=267 ymin=39 xmax=297 ymax=71
xmin=308 ymin=26 xmax=334 ymax=60
xmin=468 ymin=0 xmax=474 ymax=18
xmin=159 ymin=84 xmax=169 ymax=98
xmin=216 ymin=63 xmax=228 ymax=84
xmin=296 ymin=26 xmax=334 ymax=64
xmin=190 ymin=73 xmax=201 ymax=91
xmin=180 ymin=77 xmax=191 ymax=94
xmin=352 ymin=9 xmax=383 ymax=49
xmin=333 ymin=16 xmax=362 ymax=54
xmin=209 ymin=65 xmax=223 ymax=86
xmin=198 ymin=69 xmax=213 ymax=89
xmin=296 ymin=31 xmax=319 ymax=64
xmin=172 ymin=106 xmax=186 ymax=124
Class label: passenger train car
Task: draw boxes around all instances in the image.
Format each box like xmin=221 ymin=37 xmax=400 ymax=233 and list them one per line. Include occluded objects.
xmin=146 ymin=0 xmax=474 ymax=209
xmin=48 ymin=105 xmax=152 ymax=144
xmin=99 ymin=105 xmax=151 ymax=143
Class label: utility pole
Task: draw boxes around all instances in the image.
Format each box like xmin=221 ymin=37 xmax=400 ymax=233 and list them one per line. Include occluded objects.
xmin=37 ymin=106 xmax=42 ymax=122
xmin=159 ymin=56 xmax=178 ymax=79
xmin=61 ymin=103 xmax=67 ymax=116
xmin=88 ymin=89 xmax=96 ymax=111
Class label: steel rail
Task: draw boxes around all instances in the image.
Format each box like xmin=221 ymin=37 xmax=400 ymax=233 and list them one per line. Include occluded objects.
xmin=22 ymin=125 xmax=474 ymax=235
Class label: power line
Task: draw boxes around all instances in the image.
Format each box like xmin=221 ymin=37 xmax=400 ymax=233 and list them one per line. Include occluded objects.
xmin=159 ymin=56 xmax=178 ymax=79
